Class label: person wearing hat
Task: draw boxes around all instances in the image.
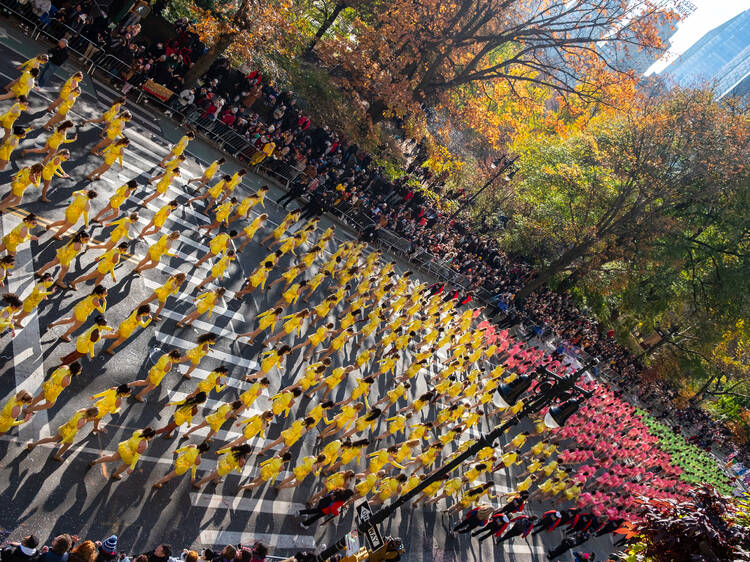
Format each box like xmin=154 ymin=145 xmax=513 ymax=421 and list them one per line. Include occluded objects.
xmin=95 ymin=536 xmax=118 ymax=562
xmin=1 ymin=535 xmax=40 ymax=562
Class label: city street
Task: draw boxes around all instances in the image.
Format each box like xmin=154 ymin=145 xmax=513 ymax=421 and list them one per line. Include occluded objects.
xmin=0 ymin=24 xmax=616 ymax=562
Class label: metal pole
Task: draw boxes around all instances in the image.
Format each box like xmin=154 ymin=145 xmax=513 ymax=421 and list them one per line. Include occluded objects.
xmin=316 ymin=361 xmax=597 ymax=561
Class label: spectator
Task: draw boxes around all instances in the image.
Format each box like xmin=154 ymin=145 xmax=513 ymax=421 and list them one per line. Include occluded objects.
xmin=67 ymin=542 xmax=96 ymax=562
xmin=40 ymin=535 xmax=72 ymax=562
xmin=209 ymin=545 xmax=235 ymax=562
xmin=94 ymin=537 xmax=118 ymax=562
xmin=2 ymin=536 xmax=40 ymax=562
xmin=141 ymin=545 xmax=170 ymax=562
xmin=37 ymin=39 xmax=68 ymax=88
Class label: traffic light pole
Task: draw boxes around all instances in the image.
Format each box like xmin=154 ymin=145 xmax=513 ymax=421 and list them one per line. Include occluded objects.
xmin=316 ymin=361 xmax=597 ymax=560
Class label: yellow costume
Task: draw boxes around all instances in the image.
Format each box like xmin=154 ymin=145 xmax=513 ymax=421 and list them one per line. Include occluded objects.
xmin=65 ymin=190 xmax=90 ymax=226
xmin=21 ymin=280 xmax=53 ymax=314
xmin=116 ymin=430 xmax=147 ymax=468
xmin=72 ymin=293 xmax=107 ymax=323
xmin=174 ymin=445 xmax=201 ymax=478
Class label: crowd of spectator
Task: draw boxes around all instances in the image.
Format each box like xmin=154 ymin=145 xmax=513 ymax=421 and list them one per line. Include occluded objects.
xmin=7 ymin=0 xmax=748 ymax=470
xmin=0 ymin=534 xmax=318 ymax=562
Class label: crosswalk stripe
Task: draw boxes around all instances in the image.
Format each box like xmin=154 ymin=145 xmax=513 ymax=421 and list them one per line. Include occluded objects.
xmin=155 ymin=308 xmax=240 ymax=340
xmin=154 ymin=331 xmax=258 ymax=369
xmin=191 ymin=493 xmax=307 ymax=514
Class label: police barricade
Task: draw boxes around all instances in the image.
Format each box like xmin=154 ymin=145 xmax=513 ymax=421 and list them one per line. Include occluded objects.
xmin=95 ymin=53 xmax=135 ymax=83
xmin=256 ymin=158 xmax=303 ymax=188
xmin=0 ymin=0 xmax=39 ymax=30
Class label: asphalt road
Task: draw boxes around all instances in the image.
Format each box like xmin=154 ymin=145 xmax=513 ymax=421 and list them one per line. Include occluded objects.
xmin=0 ymin=22 xmax=617 ymax=562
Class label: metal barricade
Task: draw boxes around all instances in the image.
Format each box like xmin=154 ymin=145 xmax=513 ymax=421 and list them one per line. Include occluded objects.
xmin=256 ymin=158 xmax=302 ymax=188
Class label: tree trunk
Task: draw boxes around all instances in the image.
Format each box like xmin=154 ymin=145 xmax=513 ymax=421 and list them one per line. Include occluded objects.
xmin=514 ymin=242 xmax=592 ymax=302
xmin=182 ymin=33 xmax=236 ymax=88
xmin=688 ymin=375 xmax=718 ymax=405
xmin=304 ymin=2 xmax=346 ymax=56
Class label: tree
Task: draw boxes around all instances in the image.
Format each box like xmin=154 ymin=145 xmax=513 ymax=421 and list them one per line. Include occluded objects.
xmin=504 ymin=89 xmax=749 ymax=302
xmin=616 ymin=486 xmax=750 ymax=561
xmin=182 ymin=0 xmax=301 ymax=87
xmin=318 ymin=0 xmax=682 ymax=121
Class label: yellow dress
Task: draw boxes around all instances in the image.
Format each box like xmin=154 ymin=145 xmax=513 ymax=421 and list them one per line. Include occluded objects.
xmin=147 ymin=353 xmax=174 ymax=386
xmin=53 ymin=239 xmax=79 ymax=268
xmin=292 ymin=455 xmax=318 ymax=481
xmin=107 ymin=217 xmax=134 ymax=244
xmin=0 ymin=223 xmax=29 ymax=254
xmin=297 ymin=367 xmax=320 ymax=392
xmin=95 ymin=248 xmax=122 ymax=278
xmin=321 ymin=440 xmax=342 ymax=466
xmin=238 ymin=414 xmax=266 ymax=440
xmin=72 ymin=294 xmax=107 ymax=323
xmin=196 ymin=370 xmax=226 ymax=395
xmin=243 ymin=216 xmax=263 ymax=240
xmin=57 ymin=410 xmax=87 ymax=443
xmin=117 ymin=430 xmax=147 ymax=468
xmin=106 ymin=118 xmax=127 ymax=140
xmin=209 ymin=233 xmax=230 ymax=255
xmin=116 ymin=310 xmax=151 ymax=339
xmin=174 ymin=445 xmax=201 ymax=478
xmin=171 ymin=135 xmax=190 ymax=156
xmin=214 ymin=201 xmax=233 ymax=224
xmin=11 ymin=71 xmax=34 ymax=97
xmin=281 ymin=314 xmax=303 ymax=336
xmin=108 ymin=184 xmax=133 ymax=209
xmin=376 ymin=477 xmax=401 ymax=501
xmin=259 ymin=457 xmax=284 ymax=482
xmin=210 ymin=254 xmax=233 ymax=279
xmin=46 ymin=130 xmax=74 ymax=151
xmin=11 ymin=167 xmax=40 ymax=197
xmin=155 ymin=172 xmax=176 ymax=195
xmin=148 ymin=235 xmax=176 ymax=262
xmin=171 ymin=404 xmax=196 ymax=427
xmin=0 ymin=133 xmax=22 ymax=161
xmin=195 ymin=291 xmax=219 ymax=317
xmin=281 ymin=420 xmax=305 ymax=447
xmin=355 ymin=473 xmax=378 ymax=496
xmin=185 ymin=342 xmax=211 ymax=366
xmin=239 ymin=382 xmax=263 ymax=408
xmin=216 ymin=447 xmax=243 ymax=477
xmin=20 ymin=56 xmax=44 ymax=71
xmin=56 ymin=93 xmax=78 ymax=117
xmin=152 ymin=204 xmax=173 ymax=228
xmin=21 ymin=280 xmax=53 ymax=314
xmin=40 ymin=366 xmax=71 ymax=403
xmin=102 ymin=103 xmax=122 ymax=124
xmin=205 ymin=404 xmax=232 ymax=432
xmin=207 ymin=179 xmax=226 ymax=200
xmin=92 ymin=388 xmax=119 ymax=419
xmin=153 ymin=277 xmax=180 ymax=303
xmin=75 ymin=323 xmax=112 ymax=357
xmin=0 ymin=103 xmax=24 ymax=130
xmin=65 ymin=190 xmax=90 ymax=225
xmin=42 ymin=157 xmax=66 ymax=182
xmin=260 ymin=350 xmax=283 ymax=373
xmin=203 ymin=160 xmax=220 ymax=180
xmin=271 ymin=391 xmax=294 ymax=417
xmin=0 ymin=395 xmax=25 ymax=433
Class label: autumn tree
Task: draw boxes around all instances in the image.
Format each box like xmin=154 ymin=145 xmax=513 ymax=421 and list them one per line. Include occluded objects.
xmin=503 ymin=89 xmax=749 ymax=302
xmin=616 ymin=487 xmax=750 ymax=561
xmin=181 ymin=0 xmax=302 ymax=87
xmin=318 ymin=0 xmax=683 ymax=121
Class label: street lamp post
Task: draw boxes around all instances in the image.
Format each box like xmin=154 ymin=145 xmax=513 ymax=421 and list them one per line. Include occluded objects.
xmin=317 ymin=360 xmax=598 ymax=561
xmin=446 ymin=155 xmax=519 ymax=223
